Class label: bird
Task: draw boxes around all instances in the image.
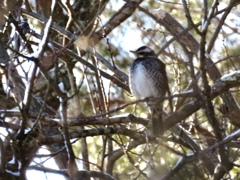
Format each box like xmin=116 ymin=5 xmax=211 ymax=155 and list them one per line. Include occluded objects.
xmin=129 ymin=46 xmax=171 ymax=136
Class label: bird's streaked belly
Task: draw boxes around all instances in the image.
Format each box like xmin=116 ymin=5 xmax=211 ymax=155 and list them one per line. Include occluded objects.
xmin=130 ymin=64 xmax=159 ymax=99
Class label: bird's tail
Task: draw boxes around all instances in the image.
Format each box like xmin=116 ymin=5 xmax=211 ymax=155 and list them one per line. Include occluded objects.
xmin=148 ymin=101 xmax=163 ymax=137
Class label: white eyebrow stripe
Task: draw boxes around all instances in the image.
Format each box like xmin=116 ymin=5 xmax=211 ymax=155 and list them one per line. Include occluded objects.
xmin=138 ymin=47 xmax=152 ymax=53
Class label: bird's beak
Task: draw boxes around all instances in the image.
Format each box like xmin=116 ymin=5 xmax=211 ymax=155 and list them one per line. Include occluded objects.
xmin=130 ymin=50 xmax=137 ymax=54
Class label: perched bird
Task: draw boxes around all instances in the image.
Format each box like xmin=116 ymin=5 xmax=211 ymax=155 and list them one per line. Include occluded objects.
xmin=129 ymin=46 xmax=171 ymax=136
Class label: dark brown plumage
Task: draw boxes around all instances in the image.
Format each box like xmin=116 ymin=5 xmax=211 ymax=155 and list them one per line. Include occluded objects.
xmin=129 ymin=46 xmax=170 ymax=136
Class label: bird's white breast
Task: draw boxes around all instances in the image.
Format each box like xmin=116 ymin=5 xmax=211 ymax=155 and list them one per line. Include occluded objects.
xmin=130 ymin=64 xmax=159 ymax=99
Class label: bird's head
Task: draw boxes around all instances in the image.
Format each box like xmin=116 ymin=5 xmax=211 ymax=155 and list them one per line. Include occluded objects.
xmin=130 ymin=46 xmax=157 ymax=58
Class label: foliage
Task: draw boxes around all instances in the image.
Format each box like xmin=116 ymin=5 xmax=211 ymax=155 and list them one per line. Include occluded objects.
xmin=0 ymin=0 xmax=240 ymax=179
